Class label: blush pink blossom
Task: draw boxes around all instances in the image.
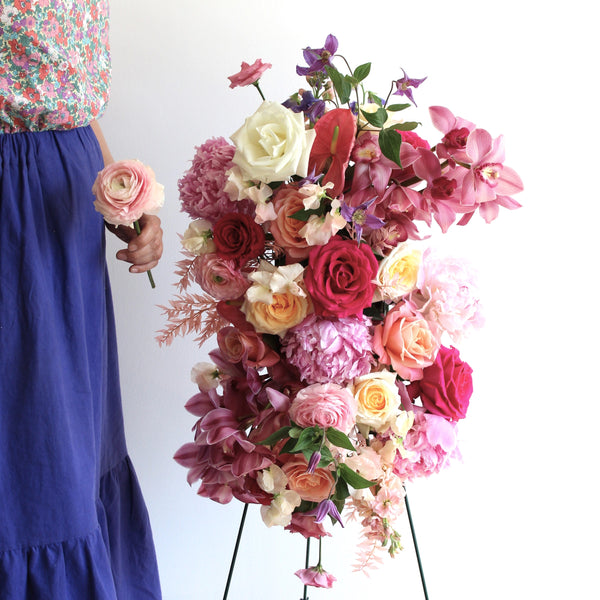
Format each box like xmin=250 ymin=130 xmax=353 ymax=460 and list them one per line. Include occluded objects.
xmin=228 ymin=59 xmax=272 ymax=88
xmin=92 ymin=159 xmax=164 ymax=226
xmin=193 ymin=253 xmax=251 ymax=300
xmin=289 ymin=382 xmax=357 ymax=434
xmin=295 ymin=566 xmax=336 ymax=589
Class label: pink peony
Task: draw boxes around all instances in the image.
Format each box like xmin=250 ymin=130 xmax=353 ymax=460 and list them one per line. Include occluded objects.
xmin=178 ymin=137 xmax=254 ymax=223
xmin=92 ymin=159 xmax=164 ymax=226
xmin=289 ymin=382 xmax=357 ymax=434
xmin=282 ymin=314 xmax=374 ymax=385
xmin=193 ymin=253 xmax=251 ymax=300
xmin=410 ymin=345 xmax=473 ymax=421
xmin=228 ymin=59 xmax=272 ymax=88
xmin=295 ymin=566 xmax=336 ymax=589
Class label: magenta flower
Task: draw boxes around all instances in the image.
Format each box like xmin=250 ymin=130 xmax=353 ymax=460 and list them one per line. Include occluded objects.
xmin=228 ymin=58 xmax=272 ymax=88
xmin=296 ymin=34 xmax=338 ymax=76
xmin=393 ymin=69 xmax=427 ymax=106
xmin=429 ymin=105 xmax=476 ymax=162
xmin=461 ymin=128 xmax=524 ymax=223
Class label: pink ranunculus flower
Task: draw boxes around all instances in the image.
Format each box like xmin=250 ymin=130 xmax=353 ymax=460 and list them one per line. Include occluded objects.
xmin=92 ymin=159 xmax=164 ymax=227
xmin=228 ymin=59 xmax=272 ymax=88
xmin=295 ymin=566 xmax=336 ymax=589
xmin=289 ymin=382 xmax=357 ymax=434
xmin=193 ymin=253 xmax=251 ymax=300
xmin=373 ymin=302 xmax=439 ymax=381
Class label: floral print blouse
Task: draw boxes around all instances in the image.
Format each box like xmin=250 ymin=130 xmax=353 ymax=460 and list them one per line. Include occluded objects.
xmin=0 ymin=0 xmax=111 ymax=133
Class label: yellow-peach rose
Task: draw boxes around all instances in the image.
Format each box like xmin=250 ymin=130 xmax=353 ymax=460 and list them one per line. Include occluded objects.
xmin=374 ymin=243 xmax=421 ymax=302
xmin=281 ymin=456 xmax=335 ymax=503
xmin=352 ymin=370 xmax=401 ymax=432
xmin=242 ymin=291 xmax=310 ymax=337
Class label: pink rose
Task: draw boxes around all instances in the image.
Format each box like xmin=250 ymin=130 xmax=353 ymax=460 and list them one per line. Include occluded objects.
xmin=269 ymin=185 xmax=312 ymax=261
xmin=372 ymin=303 xmax=439 ymax=381
xmin=92 ymin=159 xmax=164 ymax=226
xmin=409 ymin=345 xmax=473 ymax=421
xmin=304 ymin=237 xmax=378 ymax=318
xmin=295 ymin=566 xmax=336 ymax=589
xmin=193 ymin=254 xmax=250 ymax=300
xmin=217 ymin=326 xmax=280 ymax=369
xmin=289 ymin=382 xmax=357 ymax=434
xmin=228 ymin=59 xmax=272 ymax=88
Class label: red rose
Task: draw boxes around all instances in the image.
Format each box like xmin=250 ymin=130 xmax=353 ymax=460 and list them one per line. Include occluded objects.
xmin=213 ymin=213 xmax=265 ymax=266
xmin=411 ymin=345 xmax=473 ymax=421
xmin=303 ymin=237 xmax=378 ymax=318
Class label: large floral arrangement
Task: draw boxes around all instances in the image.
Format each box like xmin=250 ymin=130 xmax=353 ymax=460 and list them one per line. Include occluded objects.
xmin=159 ymin=35 xmax=523 ymax=589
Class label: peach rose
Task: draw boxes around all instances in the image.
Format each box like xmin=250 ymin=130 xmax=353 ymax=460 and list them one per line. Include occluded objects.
xmin=242 ymin=291 xmax=310 ymax=337
xmin=281 ymin=456 xmax=335 ymax=503
xmin=373 ymin=303 xmax=439 ymax=381
xmin=269 ymin=185 xmax=312 ymax=260
xmin=289 ymin=382 xmax=357 ymax=434
xmin=352 ymin=370 xmax=401 ymax=432
xmin=92 ymin=159 xmax=164 ymax=227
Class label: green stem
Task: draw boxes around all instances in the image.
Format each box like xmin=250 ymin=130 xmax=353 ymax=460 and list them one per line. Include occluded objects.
xmin=253 ymin=81 xmax=266 ymax=101
xmin=302 ymin=537 xmax=311 ymax=600
xmin=405 ymin=492 xmax=430 ymax=600
xmin=133 ymin=220 xmax=156 ymax=288
xmin=223 ymin=503 xmax=248 ymax=600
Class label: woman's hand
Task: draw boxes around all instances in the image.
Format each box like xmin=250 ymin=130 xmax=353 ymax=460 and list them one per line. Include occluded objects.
xmin=107 ymin=214 xmax=163 ymax=274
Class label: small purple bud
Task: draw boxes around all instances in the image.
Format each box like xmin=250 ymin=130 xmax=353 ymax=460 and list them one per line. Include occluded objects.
xmin=307 ymin=451 xmax=321 ymax=474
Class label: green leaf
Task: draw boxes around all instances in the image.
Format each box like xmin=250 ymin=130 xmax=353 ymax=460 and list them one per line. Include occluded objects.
xmin=279 ymin=438 xmax=298 ymax=455
xmin=378 ymin=127 xmax=403 ymax=167
xmin=288 ymin=426 xmax=303 ymax=439
xmin=289 ymin=207 xmax=322 ymax=222
xmin=367 ymin=92 xmax=383 ymax=106
xmin=288 ymin=426 xmax=321 ymax=453
xmin=338 ymin=463 xmax=376 ymax=489
xmin=360 ymin=107 xmax=388 ymax=129
xmin=353 ymin=62 xmax=371 ymax=82
xmin=326 ymin=428 xmax=356 ymax=452
xmin=318 ymin=445 xmax=333 ymax=467
xmin=393 ymin=121 xmax=420 ymax=131
xmin=257 ymin=426 xmax=291 ymax=446
xmin=325 ymin=66 xmax=352 ymax=104
xmin=386 ymin=103 xmax=411 ymax=112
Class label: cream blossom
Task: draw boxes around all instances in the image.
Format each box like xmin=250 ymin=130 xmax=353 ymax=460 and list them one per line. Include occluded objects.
xmin=190 ymin=361 xmax=221 ymax=391
xmin=181 ymin=219 xmax=215 ymax=255
xmin=353 ymin=370 xmax=402 ymax=432
xmin=374 ymin=243 xmax=421 ymax=303
xmin=231 ymin=101 xmax=316 ymax=183
xmin=245 ymin=261 xmax=306 ymax=305
xmin=260 ymin=490 xmax=303 ymax=527
xmin=298 ymin=182 xmax=335 ymax=210
xmin=299 ymin=200 xmax=346 ymax=246
xmin=257 ymin=464 xmax=289 ymax=494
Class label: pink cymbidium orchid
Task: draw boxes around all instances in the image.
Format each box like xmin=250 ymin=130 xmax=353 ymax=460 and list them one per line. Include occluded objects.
xmin=460 ymin=128 xmax=523 ymax=223
xmin=429 ymin=105 xmax=476 ymax=163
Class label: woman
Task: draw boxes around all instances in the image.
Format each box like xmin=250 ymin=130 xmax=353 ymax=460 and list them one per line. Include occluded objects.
xmin=0 ymin=1 xmax=163 ymax=597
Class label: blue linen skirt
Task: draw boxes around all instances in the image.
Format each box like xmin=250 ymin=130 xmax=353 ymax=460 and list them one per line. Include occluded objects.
xmin=0 ymin=127 xmax=162 ymax=599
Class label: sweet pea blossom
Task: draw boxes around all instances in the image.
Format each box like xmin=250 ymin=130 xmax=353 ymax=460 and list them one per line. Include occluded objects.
xmin=180 ymin=219 xmax=215 ymax=255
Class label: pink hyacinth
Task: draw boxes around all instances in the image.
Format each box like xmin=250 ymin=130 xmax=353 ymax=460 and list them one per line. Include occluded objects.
xmin=178 ymin=137 xmax=254 ymax=223
xmin=282 ymin=314 xmax=374 ymax=385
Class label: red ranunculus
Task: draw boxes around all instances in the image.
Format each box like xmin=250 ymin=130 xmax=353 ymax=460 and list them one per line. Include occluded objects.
xmin=411 ymin=345 xmax=473 ymax=421
xmin=303 ymin=237 xmax=378 ymax=318
xmin=212 ymin=212 xmax=265 ymax=266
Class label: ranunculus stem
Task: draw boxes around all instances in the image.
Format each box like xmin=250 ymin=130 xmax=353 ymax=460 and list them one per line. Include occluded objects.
xmin=134 ymin=219 xmax=156 ymax=288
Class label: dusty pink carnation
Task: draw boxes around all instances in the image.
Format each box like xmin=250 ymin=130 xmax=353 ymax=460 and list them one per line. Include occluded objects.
xmin=289 ymin=382 xmax=357 ymax=434
xmin=228 ymin=59 xmax=272 ymax=88
xmin=393 ymin=407 xmax=460 ymax=480
xmin=409 ymin=248 xmax=484 ymax=342
xmin=282 ymin=314 xmax=374 ymax=385
xmin=178 ymin=137 xmax=254 ymax=223
xmin=295 ymin=567 xmax=336 ymax=589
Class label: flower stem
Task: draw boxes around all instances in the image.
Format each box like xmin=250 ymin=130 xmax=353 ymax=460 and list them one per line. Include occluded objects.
xmin=222 ymin=503 xmax=248 ymax=600
xmin=133 ymin=220 xmax=156 ymax=288
xmin=302 ymin=537 xmax=311 ymax=600
xmin=253 ymin=81 xmax=266 ymax=101
xmin=405 ymin=492 xmax=430 ymax=600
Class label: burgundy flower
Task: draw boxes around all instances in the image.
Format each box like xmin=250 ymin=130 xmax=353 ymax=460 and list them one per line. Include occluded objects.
xmin=212 ymin=212 xmax=265 ymax=266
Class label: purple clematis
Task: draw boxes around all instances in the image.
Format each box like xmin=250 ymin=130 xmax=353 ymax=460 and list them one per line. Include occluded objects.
xmin=393 ymin=68 xmax=427 ymax=106
xmin=340 ymin=196 xmax=385 ymax=243
xmin=283 ymin=90 xmax=326 ymax=123
xmin=306 ymin=499 xmax=344 ymax=527
xmin=296 ymin=34 xmax=338 ymax=76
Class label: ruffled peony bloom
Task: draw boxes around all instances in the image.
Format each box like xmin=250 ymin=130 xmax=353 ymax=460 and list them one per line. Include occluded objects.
xmin=282 ymin=314 xmax=373 ymax=385
xmin=178 ymin=137 xmax=254 ymax=223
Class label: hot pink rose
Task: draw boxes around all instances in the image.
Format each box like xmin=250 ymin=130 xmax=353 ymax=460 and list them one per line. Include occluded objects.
xmin=304 ymin=237 xmax=378 ymax=318
xmin=410 ymin=345 xmax=472 ymax=420
xmin=92 ymin=159 xmax=164 ymax=226
xmin=228 ymin=59 xmax=272 ymax=88
xmin=289 ymin=382 xmax=357 ymax=434
xmin=193 ymin=254 xmax=250 ymax=300
xmin=372 ymin=303 xmax=439 ymax=381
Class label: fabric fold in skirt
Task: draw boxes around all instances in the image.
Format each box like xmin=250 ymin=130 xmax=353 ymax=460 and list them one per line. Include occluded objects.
xmin=0 ymin=127 xmax=161 ymax=599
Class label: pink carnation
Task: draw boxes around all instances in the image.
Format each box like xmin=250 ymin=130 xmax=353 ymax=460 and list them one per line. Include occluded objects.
xmin=282 ymin=314 xmax=374 ymax=385
xmin=178 ymin=137 xmax=254 ymax=223
xmin=228 ymin=59 xmax=272 ymax=88
xmin=295 ymin=566 xmax=336 ymax=589
xmin=393 ymin=408 xmax=460 ymax=480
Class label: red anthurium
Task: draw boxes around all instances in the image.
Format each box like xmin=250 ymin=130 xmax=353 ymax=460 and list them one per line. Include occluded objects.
xmin=308 ymin=108 xmax=356 ymax=197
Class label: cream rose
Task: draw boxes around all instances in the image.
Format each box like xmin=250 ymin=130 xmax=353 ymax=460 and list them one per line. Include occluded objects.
xmin=352 ymin=370 xmax=401 ymax=432
xmin=242 ymin=291 xmax=310 ymax=337
xmin=374 ymin=243 xmax=421 ymax=303
xmin=231 ymin=101 xmax=316 ymax=183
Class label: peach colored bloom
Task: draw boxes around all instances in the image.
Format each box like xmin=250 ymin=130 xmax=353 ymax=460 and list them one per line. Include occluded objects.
xmin=242 ymin=291 xmax=310 ymax=337
xmin=269 ymin=185 xmax=313 ymax=260
xmin=372 ymin=303 xmax=439 ymax=381
xmin=352 ymin=370 xmax=401 ymax=432
xmin=282 ymin=456 xmax=335 ymax=503
xmin=374 ymin=243 xmax=422 ymax=303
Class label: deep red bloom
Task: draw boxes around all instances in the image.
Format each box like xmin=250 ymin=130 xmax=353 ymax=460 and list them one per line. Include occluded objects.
xmin=212 ymin=212 xmax=265 ymax=266
xmin=308 ymin=108 xmax=356 ymax=197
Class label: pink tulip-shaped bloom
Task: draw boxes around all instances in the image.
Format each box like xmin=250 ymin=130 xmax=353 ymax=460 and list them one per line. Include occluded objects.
xmin=461 ymin=128 xmax=523 ymax=223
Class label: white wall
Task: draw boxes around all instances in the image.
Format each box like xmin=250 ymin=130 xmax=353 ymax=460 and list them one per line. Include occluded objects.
xmin=99 ymin=1 xmax=599 ymax=598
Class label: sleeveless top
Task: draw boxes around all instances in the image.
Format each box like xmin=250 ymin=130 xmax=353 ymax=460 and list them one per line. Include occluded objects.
xmin=0 ymin=0 xmax=111 ymax=133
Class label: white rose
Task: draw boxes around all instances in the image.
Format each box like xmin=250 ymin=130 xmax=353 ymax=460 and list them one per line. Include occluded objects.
xmin=374 ymin=243 xmax=421 ymax=303
xmin=231 ymin=101 xmax=316 ymax=184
